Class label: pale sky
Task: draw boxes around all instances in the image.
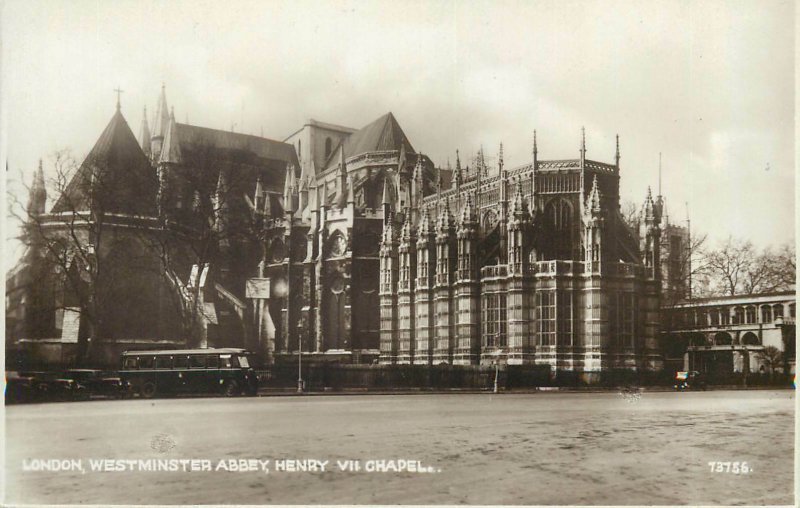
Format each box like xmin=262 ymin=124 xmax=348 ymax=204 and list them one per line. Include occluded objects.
xmin=2 ymin=0 xmax=795 ymax=271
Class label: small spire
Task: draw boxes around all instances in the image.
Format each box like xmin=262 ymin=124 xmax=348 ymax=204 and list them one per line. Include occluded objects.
xmin=580 ymin=127 xmax=586 ymax=157
xmin=532 ymin=130 xmax=538 ymax=168
xmin=454 ymin=150 xmax=462 ymax=187
xmin=498 ymin=142 xmax=504 ymax=174
xmin=459 ymin=193 xmax=476 ymax=226
xmin=615 ymin=134 xmax=620 ymax=168
xmin=510 ymin=182 xmax=527 ymax=217
xmin=437 ymin=197 xmax=453 ymax=233
xmin=418 ymin=206 xmax=433 ymax=238
xmin=139 ymin=106 xmax=151 ymax=155
xmin=152 ymin=84 xmax=169 ymax=140
xmin=587 ymin=175 xmax=602 ymax=214
xmin=644 ymin=186 xmax=655 ymax=221
xmin=400 ymin=211 xmax=413 ymax=242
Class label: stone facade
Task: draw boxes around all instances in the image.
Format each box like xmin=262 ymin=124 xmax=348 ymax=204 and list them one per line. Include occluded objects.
xmin=378 ymin=134 xmax=665 ymax=379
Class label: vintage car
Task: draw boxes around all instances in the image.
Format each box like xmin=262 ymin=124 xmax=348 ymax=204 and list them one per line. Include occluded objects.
xmin=674 ymin=371 xmax=707 ymax=391
xmin=7 ymin=371 xmax=89 ymax=402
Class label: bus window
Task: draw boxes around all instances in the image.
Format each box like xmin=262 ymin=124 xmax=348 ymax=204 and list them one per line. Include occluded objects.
xmin=139 ymin=356 xmax=154 ymax=369
xmin=174 ymin=356 xmax=189 ymax=369
xmin=154 ymin=356 xmax=172 ymax=369
xmin=238 ymin=356 xmax=250 ymax=368
xmin=206 ymin=355 xmax=219 ymax=368
xmin=123 ymin=357 xmax=138 ymax=369
xmin=189 ymin=355 xmax=206 ymax=368
xmin=220 ymin=355 xmax=232 ymax=368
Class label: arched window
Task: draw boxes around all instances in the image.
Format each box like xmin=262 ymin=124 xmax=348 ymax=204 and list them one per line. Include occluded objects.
xmin=325 ymin=137 xmax=332 ymax=158
xmin=714 ymin=332 xmax=732 ymax=345
xmin=773 ymin=304 xmax=784 ymax=319
xmin=761 ymin=305 xmax=772 ymax=323
xmin=745 ymin=306 xmax=756 ymax=324
xmin=741 ymin=332 xmax=759 ymax=346
xmin=543 ymin=198 xmax=574 ymax=260
xmin=790 ymin=303 xmax=796 ymax=318
xmin=733 ymin=306 xmax=744 ymax=324
xmin=720 ymin=309 xmax=730 ymax=325
xmin=710 ymin=308 xmax=720 ymax=326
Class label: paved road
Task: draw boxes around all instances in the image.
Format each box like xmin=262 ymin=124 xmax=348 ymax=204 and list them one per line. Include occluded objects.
xmin=4 ymin=390 xmax=794 ymax=505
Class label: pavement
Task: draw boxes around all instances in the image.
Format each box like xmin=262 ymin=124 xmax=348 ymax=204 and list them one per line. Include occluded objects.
xmin=4 ymin=390 xmax=794 ymax=505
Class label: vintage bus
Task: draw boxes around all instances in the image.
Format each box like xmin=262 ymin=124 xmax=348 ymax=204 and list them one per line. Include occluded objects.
xmin=119 ymin=348 xmax=259 ymax=398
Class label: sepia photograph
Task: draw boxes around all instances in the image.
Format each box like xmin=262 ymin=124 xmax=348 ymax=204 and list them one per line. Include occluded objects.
xmin=2 ymin=0 xmax=795 ymax=506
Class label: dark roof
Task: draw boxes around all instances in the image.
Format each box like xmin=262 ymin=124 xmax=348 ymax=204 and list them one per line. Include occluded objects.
xmin=51 ymin=110 xmax=157 ymax=215
xmin=163 ymin=123 xmax=299 ymax=168
xmin=323 ymin=112 xmax=414 ymax=170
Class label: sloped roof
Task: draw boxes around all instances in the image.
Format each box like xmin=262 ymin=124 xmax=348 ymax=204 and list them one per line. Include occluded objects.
xmin=162 ymin=124 xmax=298 ymax=166
xmin=323 ymin=112 xmax=415 ymax=170
xmin=161 ymin=123 xmax=300 ymax=191
xmin=51 ymin=109 xmax=157 ymax=215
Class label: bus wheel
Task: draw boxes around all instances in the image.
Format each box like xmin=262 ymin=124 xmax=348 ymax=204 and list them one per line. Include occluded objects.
xmin=223 ymin=380 xmax=240 ymax=397
xmin=140 ymin=382 xmax=157 ymax=399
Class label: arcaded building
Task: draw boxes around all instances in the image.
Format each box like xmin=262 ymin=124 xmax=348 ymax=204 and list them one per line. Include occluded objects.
xmin=378 ymin=134 xmax=665 ymax=377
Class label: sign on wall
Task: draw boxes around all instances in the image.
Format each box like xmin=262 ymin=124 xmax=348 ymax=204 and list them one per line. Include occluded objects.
xmin=246 ymin=278 xmax=271 ymax=299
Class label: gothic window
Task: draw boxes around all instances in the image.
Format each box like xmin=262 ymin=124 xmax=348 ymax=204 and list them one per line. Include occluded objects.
xmin=543 ymin=198 xmax=574 ymax=260
xmin=325 ymin=137 xmax=332 ymax=158
xmin=557 ymin=290 xmax=573 ymax=346
xmin=482 ymin=293 xmax=507 ymax=348
xmin=536 ymin=290 xmax=556 ymax=346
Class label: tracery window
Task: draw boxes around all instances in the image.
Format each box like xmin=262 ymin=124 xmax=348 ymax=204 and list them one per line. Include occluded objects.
xmin=483 ymin=293 xmax=507 ymax=348
xmin=536 ymin=290 xmax=556 ymax=346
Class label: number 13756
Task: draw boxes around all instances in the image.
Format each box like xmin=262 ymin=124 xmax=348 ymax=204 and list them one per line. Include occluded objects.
xmin=708 ymin=461 xmax=751 ymax=474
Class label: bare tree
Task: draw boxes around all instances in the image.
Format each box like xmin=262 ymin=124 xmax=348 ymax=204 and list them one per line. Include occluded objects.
xmin=700 ymin=236 xmax=795 ymax=297
xmin=756 ymin=345 xmax=784 ymax=375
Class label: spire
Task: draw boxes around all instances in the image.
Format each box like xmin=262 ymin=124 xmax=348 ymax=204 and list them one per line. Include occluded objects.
xmin=454 ymin=150 xmax=462 ymax=188
xmin=114 ymin=86 xmax=124 ymax=112
xmin=139 ymin=106 xmax=151 ymax=156
xmin=532 ymin=130 xmax=538 ymax=169
xmin=498 ymin=142 xmax=504 ymax=174
xmin=400 ymin=209 xmax=413 ymax=243
xmin=437 ymin=197 xmax=453 ymax=233
xmin=510 ymin=182 xmax=528 ymax=217
xmin=644 ymin=186 xmax=655 ymax=221
xmin=152 ymin=84 xmax=169 ymax=139
xmin=580 ymin=126 xmax=586 ymax=160
xmin=588 ymin=175 xmax=602 ymax=214
xmin=284 ymin=164 xmax=297 ymax=213
xmin=615 ymin=134 xmax=621 ymax=168
xmin=418 ymin=206 xmax=433 ymax=238
xmin=459 ymin=192 xmax=476 ymax=226
xmin=28 ymin=158 xmax=47 ymax=215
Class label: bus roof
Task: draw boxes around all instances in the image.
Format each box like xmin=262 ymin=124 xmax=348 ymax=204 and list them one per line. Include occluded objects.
xmin=121 ymin=348 xmax=249 ymax=356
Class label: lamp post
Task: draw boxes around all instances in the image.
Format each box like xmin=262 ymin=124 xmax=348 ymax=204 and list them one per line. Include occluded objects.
xmin=297 ymin=336 xmax=303 ymax=394
xmin=493 ymin=341 xmax=503 ymax=394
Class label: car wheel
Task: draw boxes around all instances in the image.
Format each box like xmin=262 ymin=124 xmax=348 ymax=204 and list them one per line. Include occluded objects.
xmin=223 ymin=380 xmax=240 ymax=397
xmin=140 ymin=382 xmax=157 ymax=399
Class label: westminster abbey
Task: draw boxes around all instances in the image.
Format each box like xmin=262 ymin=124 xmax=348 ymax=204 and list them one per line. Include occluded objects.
xmin=10 ymin=85 xmax=667 ymax=374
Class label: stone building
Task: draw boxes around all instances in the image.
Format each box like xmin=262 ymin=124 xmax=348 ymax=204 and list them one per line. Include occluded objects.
xmin=10 ymin=86 xmax=669 ymax=375
xmin=378 ymin=132 xmax=665 ymax=379
xmin=661 ymin=291 xmax=796 ymax=376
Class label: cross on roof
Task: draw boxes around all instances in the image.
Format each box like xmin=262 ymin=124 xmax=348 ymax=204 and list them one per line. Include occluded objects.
xmin=114 ymin=86 xmax=124 ymax=111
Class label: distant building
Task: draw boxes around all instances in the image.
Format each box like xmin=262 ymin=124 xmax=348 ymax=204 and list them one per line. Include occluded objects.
xmin=661 ymin=291 xmax=796 ymax=376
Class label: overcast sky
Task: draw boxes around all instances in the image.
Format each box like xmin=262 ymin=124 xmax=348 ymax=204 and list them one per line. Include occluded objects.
xmin=2 ymin=0 xmax=795 ymax=271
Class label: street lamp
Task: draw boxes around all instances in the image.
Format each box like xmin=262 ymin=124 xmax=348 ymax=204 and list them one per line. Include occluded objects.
xmin=297 ymin=336 xmax=303 ymax=394
xmin=492 ymin=341 xmax=503 ymax=394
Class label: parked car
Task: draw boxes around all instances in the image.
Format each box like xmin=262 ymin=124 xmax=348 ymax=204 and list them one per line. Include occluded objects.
xmin=5 ymin=371 xmax=38 ymax=403
xmin=60 ymin=369 xmax=129 ymax=398
xmin=674 ymin=371 xmax=707 ymax=391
